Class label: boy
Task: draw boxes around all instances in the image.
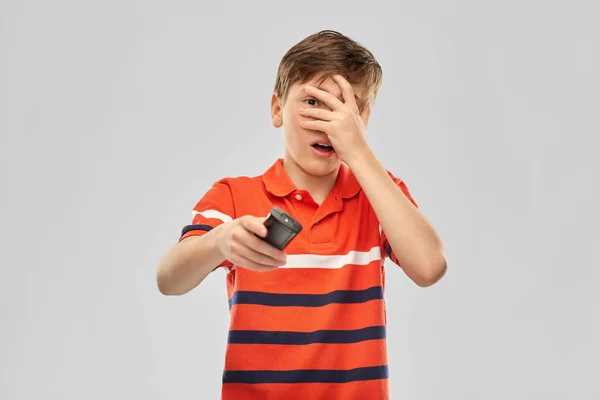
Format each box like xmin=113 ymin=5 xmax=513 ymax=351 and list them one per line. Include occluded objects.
xmin=157 ymin=30 xmax=446 ymax=400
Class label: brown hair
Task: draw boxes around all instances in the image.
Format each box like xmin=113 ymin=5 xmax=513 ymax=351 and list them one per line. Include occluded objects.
xmin=273 ymin=30 xmax=383 ymax=111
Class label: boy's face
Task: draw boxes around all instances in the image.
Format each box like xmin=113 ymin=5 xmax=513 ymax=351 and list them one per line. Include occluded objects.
xmin=270 ymin=74 xmax=371 ymax=178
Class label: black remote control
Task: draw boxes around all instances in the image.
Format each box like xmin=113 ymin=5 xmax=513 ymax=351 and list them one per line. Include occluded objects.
xmin=258 ymin=206 xmax=303 ymax=250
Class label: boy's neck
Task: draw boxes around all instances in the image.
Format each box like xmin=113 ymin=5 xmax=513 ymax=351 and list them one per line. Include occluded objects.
xmin=282 ymin=157 xmax=339 ymax=205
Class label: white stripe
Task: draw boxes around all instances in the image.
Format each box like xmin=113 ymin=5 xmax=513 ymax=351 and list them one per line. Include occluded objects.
xmin=192 ymin=209 xmax=233 ymax=223
xmin=277 ymin=246 xmax=382 ymax=269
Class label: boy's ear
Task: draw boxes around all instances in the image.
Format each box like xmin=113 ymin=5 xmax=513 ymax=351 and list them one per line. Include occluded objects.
xmin=271 ymin=93 xmax=283 ymax=128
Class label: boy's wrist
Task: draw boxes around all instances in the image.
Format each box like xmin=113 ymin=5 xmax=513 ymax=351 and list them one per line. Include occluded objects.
xmin=210 ymin=222 xmax=227 ymax=260
xmin=345 ymin=145 xmax=375 ymax=171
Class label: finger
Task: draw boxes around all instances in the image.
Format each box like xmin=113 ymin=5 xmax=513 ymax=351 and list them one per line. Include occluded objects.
xmin=233 ymin=240 xmax=286 ymax=267
xmin=332 ymin=74 xmax=359 ymax=112
xmin=241 ymin=215 xmax=268 ymax=237
xmin=244 ymin=232 xmax=287 ymax=262
xmin=304 ymin=84 xmax=345 ymax=111
xmin=298 ymin=107 xmax=336 ymax=121
xmin=300 ymin=119 xmax=328 ymax=133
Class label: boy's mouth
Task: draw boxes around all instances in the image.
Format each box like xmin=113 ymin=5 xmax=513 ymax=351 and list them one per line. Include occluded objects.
xmin=311 ymin=141 xmax=334 ymax=153
xmin=311 ymin=138 xmax=335 ymax=152
xmin=311 ymin=141 xmax=336 ymax=159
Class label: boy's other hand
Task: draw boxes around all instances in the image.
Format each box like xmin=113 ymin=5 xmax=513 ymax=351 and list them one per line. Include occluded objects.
xmin=298 ymin=74 xmax=371 ymax=165
xmin=216 ymin=215 xmax=288 ymax=271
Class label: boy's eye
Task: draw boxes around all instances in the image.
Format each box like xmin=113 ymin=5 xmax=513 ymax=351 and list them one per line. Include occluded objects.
xmin=305 ymin=99 xmax=318 ymax=106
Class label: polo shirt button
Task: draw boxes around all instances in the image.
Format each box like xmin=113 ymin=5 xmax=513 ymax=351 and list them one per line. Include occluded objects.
xmin=294 ymin=194 xmax=303 ymax=201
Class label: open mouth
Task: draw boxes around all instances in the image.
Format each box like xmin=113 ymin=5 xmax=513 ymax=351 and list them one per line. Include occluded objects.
xmin=311 ymin=142 xmax=334 ymax=152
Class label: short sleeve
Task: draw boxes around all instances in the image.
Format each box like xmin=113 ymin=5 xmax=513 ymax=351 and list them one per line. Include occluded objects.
xmin=380 ymin=171 xmax=418 ymax=268
xmin=179 ymin=178 xmax=235 ymax=270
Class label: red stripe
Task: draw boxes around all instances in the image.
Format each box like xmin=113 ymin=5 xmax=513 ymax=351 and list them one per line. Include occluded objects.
xmin=233 ymin=263 xmax=384 ymax=295
xmin=231 ymin=300 xmax=385 ymax=332
xmin=224 ymin=340 xmax=387 ymax=371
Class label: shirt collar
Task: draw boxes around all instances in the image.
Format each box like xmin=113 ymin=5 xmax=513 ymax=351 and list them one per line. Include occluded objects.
xmin=262 ymin=158 xmax=361 ymax=199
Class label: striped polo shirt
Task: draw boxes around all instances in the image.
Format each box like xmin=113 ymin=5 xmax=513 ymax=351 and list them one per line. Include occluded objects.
xmin=179 ymin=158 xmax=418 ymax=400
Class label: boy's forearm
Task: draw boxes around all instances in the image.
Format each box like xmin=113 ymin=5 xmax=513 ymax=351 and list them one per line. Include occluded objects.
xmin=156 ymin=226 xmax=225 ymax=295
xmin=348 ymin=147 xmax=446 ymax=287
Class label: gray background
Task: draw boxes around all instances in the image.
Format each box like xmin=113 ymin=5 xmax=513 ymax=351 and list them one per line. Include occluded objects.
xmin=1 ymin=1 xmax=598 ymax=399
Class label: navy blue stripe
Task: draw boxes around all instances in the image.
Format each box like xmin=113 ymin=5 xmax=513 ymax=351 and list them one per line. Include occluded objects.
xmin=385 ymin=245 xmax=392 ymax=258
xmin=180 ymin=224 xmax=212 ymax=237
xmin=228 ymin=325 xmax=385 ymax=345
xmin=222 ymin=365 xmax=388 ymax=384
xmin=229 ymin=286 xmax=383 ymax=309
